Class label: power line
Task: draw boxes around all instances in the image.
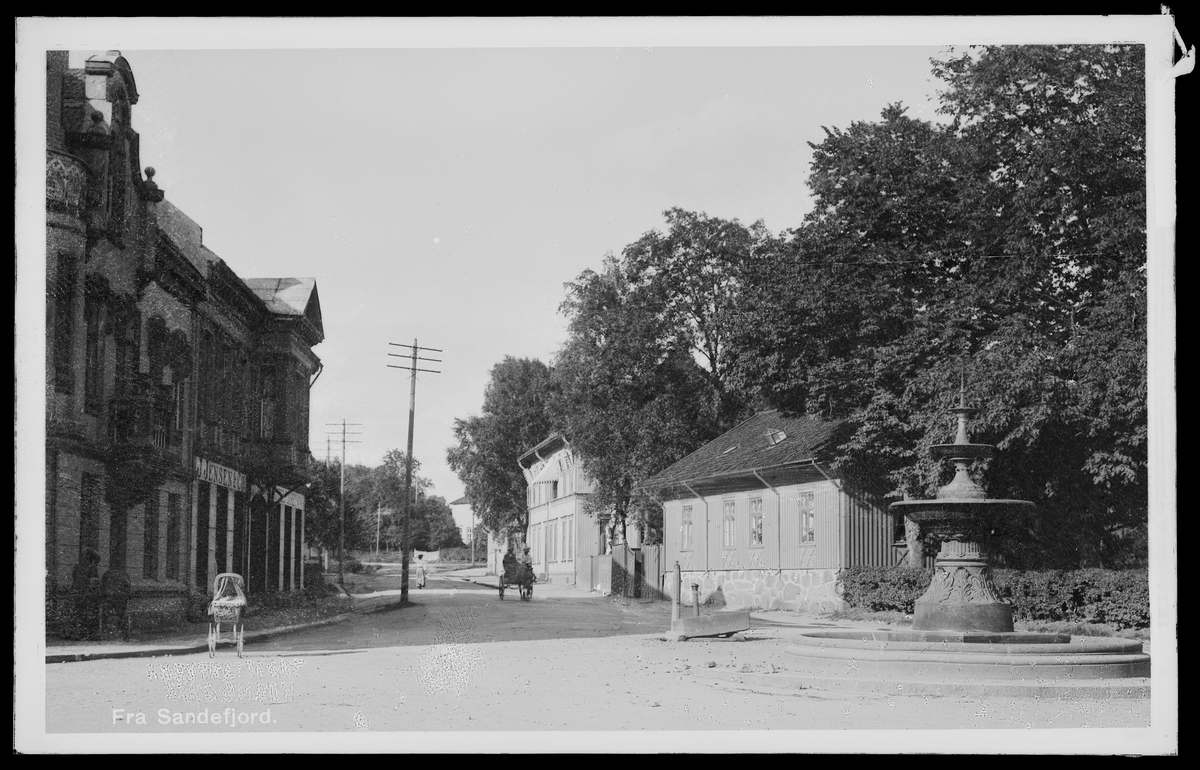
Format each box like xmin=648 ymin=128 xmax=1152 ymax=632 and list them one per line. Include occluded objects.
xmin=325 ymin=419 xmax=362 ymax=588
xmin=387 ymin=338 xmax=442 ymax=603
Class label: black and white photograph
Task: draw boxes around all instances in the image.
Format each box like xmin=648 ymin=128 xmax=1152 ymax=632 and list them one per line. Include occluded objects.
xmin=15 ymin=16 xmax=1180 ymax=754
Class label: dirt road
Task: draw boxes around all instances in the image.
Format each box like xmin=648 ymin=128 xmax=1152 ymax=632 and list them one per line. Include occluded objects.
xmin=41 ymin=570 xmax=1156 ymax=751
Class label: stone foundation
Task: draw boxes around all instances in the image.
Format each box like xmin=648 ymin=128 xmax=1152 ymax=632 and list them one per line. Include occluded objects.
xmin=678 ymin=569 xmax=843 ymax=613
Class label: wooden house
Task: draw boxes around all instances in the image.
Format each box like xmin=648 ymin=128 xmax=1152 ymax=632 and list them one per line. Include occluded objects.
xmin=638 ymin=411 xmax=904 ymax=612
xmin=518 ymin=434 xmax=606 ymax=587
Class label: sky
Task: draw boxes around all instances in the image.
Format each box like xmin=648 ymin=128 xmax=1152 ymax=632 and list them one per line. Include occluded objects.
xmin=57 ymin=42 xmax=956 ymax=501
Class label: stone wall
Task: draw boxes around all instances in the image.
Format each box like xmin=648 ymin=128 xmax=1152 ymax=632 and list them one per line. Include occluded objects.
xmin=128 ymin=584 xmax=189 ymax=632
xmin=679 ymin=569 xmax=844 ymax=613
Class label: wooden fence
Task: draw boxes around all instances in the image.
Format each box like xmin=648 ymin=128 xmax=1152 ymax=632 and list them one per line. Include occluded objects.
xmin=595 ymin=544 xmax=666 ymax=601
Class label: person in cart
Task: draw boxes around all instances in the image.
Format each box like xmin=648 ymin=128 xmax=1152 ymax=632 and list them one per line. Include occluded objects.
xmin=502 ymin=546 xmax=518 ymax=581
xmin=517 ymin=546 xmax=534 ymax=581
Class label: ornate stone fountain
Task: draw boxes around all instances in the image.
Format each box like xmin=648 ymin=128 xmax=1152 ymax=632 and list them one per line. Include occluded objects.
xmin=779 ymin=384 xmax=1151 ymax=697
xmin=889 ymin=386 xmax=1034 ymax=633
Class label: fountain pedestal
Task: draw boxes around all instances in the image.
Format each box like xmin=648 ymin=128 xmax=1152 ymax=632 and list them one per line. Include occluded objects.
xmin=913 ymin=537 xmax=1011 ymax=632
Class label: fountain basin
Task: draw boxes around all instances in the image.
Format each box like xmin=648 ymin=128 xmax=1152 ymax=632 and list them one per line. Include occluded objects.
xmin=785 ymin=629 xmax=1150 ymax=680
xmin=890 ymin=498 xmax=1037 ymax=520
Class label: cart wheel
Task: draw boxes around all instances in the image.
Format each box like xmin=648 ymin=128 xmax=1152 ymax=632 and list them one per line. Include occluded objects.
xmin=207 ymin=622 xmax=216 ymax=657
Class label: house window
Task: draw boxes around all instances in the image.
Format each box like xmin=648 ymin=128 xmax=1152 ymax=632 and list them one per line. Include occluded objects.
xmin=165 ymin=493 xmax=181 ymax=580
xmin=109 ymin=500 xmax=128 ymax=571
xmin=259 ymin=363 xmax=277 ymax=439
xmin=798 ymin=493 xmax=816 ymax=545
xmin=722 ymin=500 xmax=737 ymax=549
xmin=173 ymin=381 xmax=187 ymax=432
xmin=561 ymin=518 xmax=568 ymax=561
xmin=52 ymin=252 xmax=78 ymax=392
xmin=749 ymin=498 xmax=764 ymax=547
xmin=551 ymin=481 xmax=559 ymax=501
xmin=83 ymin=298 xmax=104 ymax=414
xmin=143 ymin=492 xmax=160 ymax=579
xmin=681 ymin=505 xmax=694 ymax=551
xmin=113 ymin=308 xmax=139 ymax=396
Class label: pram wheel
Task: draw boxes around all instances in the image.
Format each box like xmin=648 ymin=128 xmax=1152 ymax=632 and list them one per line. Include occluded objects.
xmin=207 ymin=622 xmax=216 ymax=657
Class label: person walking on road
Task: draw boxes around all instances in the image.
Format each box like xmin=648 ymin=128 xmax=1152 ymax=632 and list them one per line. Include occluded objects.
xmin=415 ymin=553 xmax=427 ymax=589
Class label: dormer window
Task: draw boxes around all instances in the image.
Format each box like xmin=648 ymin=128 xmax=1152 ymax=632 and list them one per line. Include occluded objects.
xmin=721 ymin=445 xmax=739 ymax=455
xmin=765 ymin=429 xmax=787 ymax=447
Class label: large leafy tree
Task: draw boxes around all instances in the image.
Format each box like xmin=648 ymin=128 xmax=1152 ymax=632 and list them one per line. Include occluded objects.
xmin=620 ymin=208 xmax=768 ymax=427
xmin=728 ymin=45 xmax=1147 ymax=568
xmin=446 ymin=357 xmax=556 ymax=541
xmin=552 ymin=253 xmax=727 ymax=545
xmin=552 ymin=209 xmax=769 ymax=544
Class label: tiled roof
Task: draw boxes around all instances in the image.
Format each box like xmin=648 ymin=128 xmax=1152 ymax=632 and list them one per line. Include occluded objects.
xmin=639 ymin=411 xmax=845 ymax=490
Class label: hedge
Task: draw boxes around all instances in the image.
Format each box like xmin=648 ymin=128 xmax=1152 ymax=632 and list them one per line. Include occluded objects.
xmin=836 ymin=566 xmax=1149 ymax=629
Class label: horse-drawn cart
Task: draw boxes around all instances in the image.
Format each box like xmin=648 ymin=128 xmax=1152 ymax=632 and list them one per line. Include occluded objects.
xmin=498 ymin=561 xmax=535 ymax=601
xmin=207 ymin=573 xmax=247 ymax=657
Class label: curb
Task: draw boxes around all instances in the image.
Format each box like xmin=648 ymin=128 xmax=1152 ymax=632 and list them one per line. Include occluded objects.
xmin=45 ymin=595 xmax=410 ymax=664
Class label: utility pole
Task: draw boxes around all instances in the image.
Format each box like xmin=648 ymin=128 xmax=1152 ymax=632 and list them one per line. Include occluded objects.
xmin=325 ymin=419 xmax=361 ymax=588
xmin=388 ymin=338 xmax=441 ymax=602
xmin=375 ymin=503 xmax=382 ymax=561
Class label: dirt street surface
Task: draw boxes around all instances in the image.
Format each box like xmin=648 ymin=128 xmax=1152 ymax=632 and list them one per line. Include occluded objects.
xmin=41 ymin=569 xmax=1158 ymax=751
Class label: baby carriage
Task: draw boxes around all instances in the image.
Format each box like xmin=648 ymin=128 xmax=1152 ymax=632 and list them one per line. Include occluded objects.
xmin=207 ymin=573 xmax=247 ymax=658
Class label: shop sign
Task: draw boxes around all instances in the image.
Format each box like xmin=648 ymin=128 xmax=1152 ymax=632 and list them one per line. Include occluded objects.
xmin=194 ymin=457 xmax=247 ymax=491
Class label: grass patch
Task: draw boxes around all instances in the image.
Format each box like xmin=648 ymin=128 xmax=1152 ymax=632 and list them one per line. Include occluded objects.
xmin=823 ymin=608 xmax=912 ymax=626
xmin=1013 ymin=619 xmax=1150 ymax=641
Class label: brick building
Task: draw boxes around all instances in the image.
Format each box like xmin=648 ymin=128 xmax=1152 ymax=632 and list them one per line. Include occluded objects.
xmin=45 ymin=50 xmax=324 ymax=634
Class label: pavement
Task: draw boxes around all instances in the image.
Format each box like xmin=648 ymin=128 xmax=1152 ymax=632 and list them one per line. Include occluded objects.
xmin=43 ymin=565 xmax=848 ymax=664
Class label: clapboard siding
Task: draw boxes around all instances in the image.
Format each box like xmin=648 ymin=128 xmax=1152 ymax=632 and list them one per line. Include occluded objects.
xmin=843 ymin=489 xmax=903 ymax=568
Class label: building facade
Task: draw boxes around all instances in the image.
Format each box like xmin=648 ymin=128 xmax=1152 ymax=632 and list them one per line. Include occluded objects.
xmin=45 ymin=50 xmax=324 ymax=633
xmin=639 ymin=411 xmax=906 ymax=612
xmin=518 ymin=435 xmax=605 ymax=587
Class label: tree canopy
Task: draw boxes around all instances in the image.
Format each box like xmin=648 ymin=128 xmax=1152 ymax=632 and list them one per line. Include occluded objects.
xmin=307 ymin=450 xmax=462 ymax=556
xmin=446 ymin=357 xmax=556 ymax=541
xmin=727 ymin=44 xmax=1147 ymax=567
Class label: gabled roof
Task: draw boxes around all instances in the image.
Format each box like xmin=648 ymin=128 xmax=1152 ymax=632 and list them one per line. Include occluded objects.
xmin=517 ymin=434 xmax=568 ymax=469
xmin=243 ymin=277 xmax=324 ymax=344
xmin=639 ymin=411 xmax=847 ymax=498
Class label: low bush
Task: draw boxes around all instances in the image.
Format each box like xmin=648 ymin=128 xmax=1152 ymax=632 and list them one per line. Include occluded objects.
xmin=303 ymin=562 xmax=333 ymax=597
xmin=334 ymin=558 xmax=365 ymax=574
xmin=837 ymin=566 xmax=932 ymax=613
xmin=836 ymin=566 xmax=1150 ymax=630
xmin=993 ymin=568 xmax=1150 ymax=630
